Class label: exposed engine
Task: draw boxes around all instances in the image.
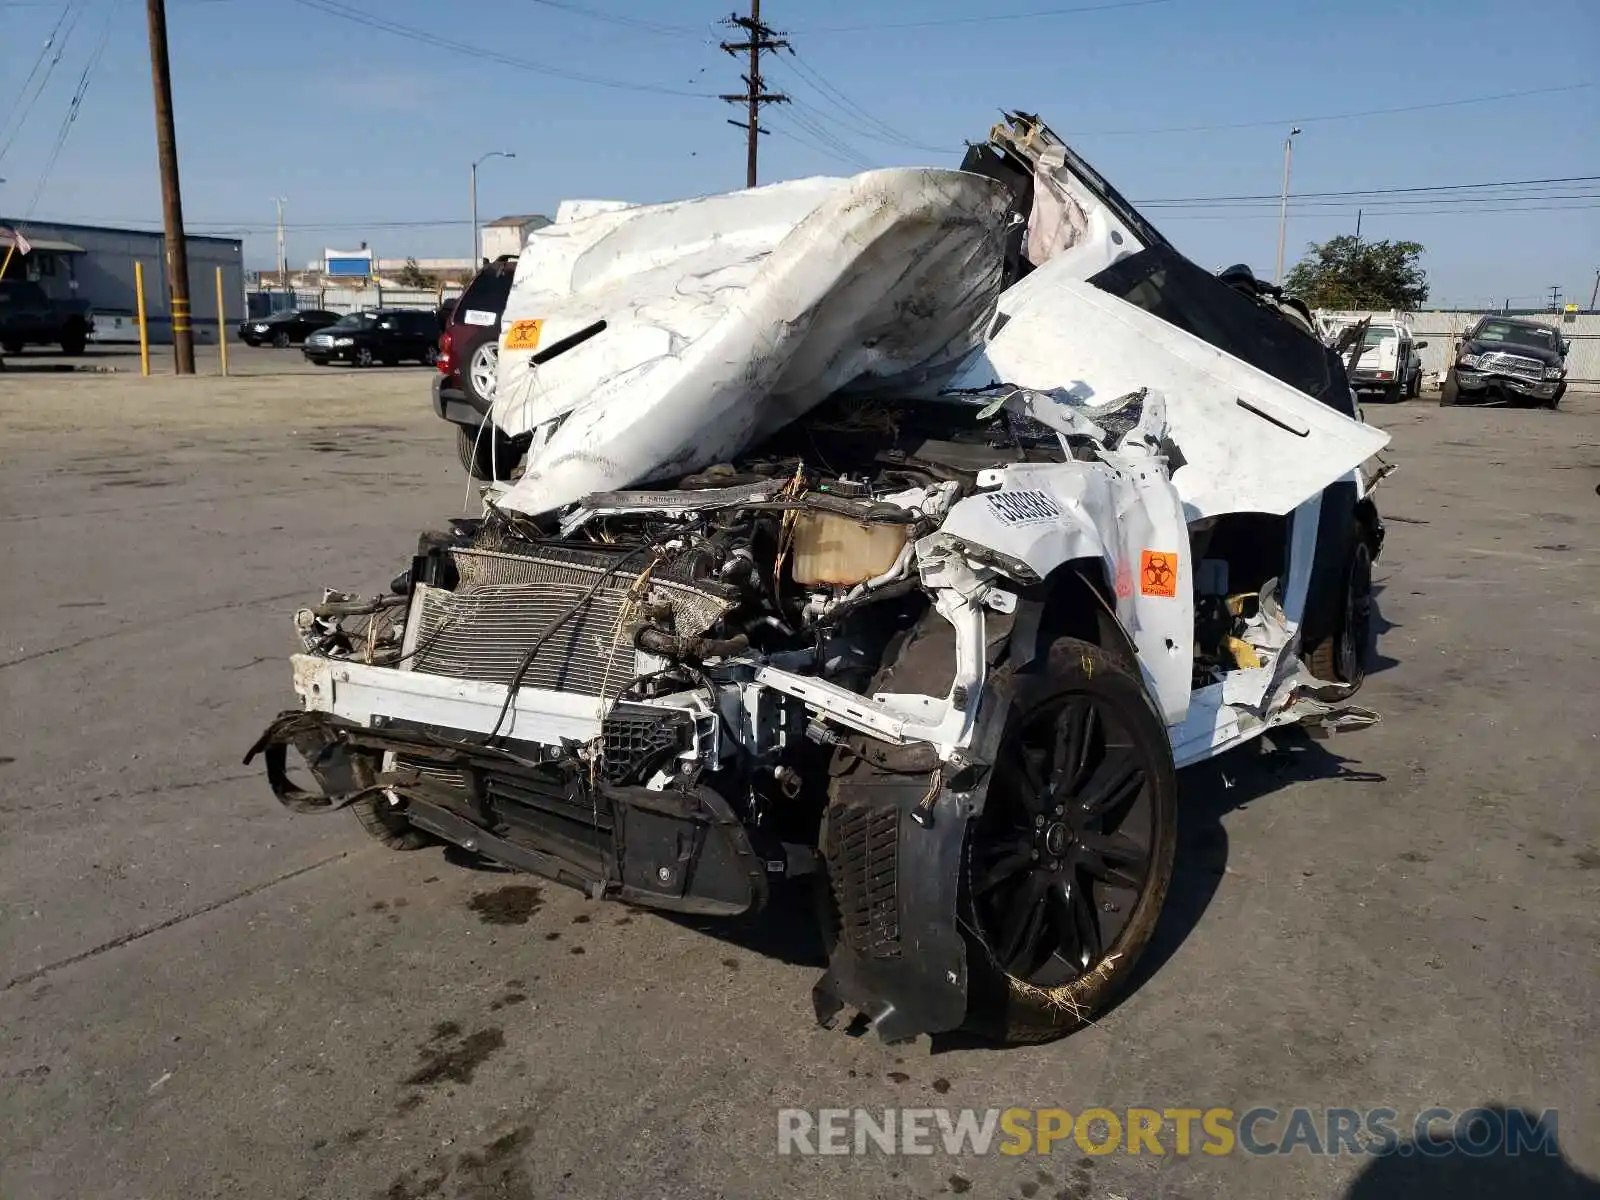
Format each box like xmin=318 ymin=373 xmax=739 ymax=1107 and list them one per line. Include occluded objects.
xmin=287 ymin=396 xmax=1075 ymax=881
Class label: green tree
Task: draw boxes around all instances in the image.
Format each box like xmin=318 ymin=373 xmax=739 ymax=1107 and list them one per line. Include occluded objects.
xmin=396 ymin=257 xmax=432 ymax=289
xmin=1283 ymin=235 xmax=1429 ymax=310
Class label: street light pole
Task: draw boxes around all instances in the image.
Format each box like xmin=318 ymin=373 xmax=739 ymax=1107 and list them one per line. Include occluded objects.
xmin=1274 ymin=126 xmax=1302 ymax=285
xmin=273 ymin=196 xmax=288 ymax=296
xmin=470 ymin=151 xmax=515 ymax=270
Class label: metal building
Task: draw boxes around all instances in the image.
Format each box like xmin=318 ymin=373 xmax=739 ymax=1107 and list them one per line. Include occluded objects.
xmin=0 ymin=218 xmax=244 ymax=343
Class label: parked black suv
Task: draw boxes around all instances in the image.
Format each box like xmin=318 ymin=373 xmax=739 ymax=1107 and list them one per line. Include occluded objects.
xmin=239 ymin=308 xmax=339 ymax=347
xmin=303 ymin=308 xmax=441 ymax=368
xmin=433 ymin=256 xmax=518 ymax=477
xmin=1440 ymin=315 xmax=1568 ymax=408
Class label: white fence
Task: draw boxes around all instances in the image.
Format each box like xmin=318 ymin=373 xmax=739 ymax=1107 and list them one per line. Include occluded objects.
xmin=249 ymin=285 xmax=460 ymax=319
xmin=1324 ymin=310 xmax=1599 ymax=383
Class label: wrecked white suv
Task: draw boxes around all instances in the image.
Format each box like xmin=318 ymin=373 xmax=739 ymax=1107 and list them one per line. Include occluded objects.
xmin=248 ymin=114 xmax=1387 ymax=1044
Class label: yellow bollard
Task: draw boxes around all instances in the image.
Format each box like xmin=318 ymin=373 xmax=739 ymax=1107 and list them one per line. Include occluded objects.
xmin=134 ymin=261 xmax=151 ymax=377
xmin=215 ymin=266 xmax=229 ymax=377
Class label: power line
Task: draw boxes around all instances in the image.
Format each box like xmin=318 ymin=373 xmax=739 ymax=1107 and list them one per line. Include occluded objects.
xmin=521 ymin=0 xmax=704 ymax=37
xmin=287 ymin=0 xmax=717 ymax=98
xmin=1159 ymin=202 xmax=1600 ymax=221
xmin=1070 ymin=82 xmax=1594 ymax=136
xmin=793 ymin=0 xmax=1174 ymax=33
xmin=22 ymin=0 xmax=118 ymax=217
xmin=1137 ymin=174 xmax=1600 ymax=205
xmin=0 ymin=3 xmax=80 ymax=168
xmin=779 ymin=109 xmax=874 ymax=171
xmin=766 ymin=118 xmax=872 ymax=172
xmin=771 ymin=50 xmax=951 ymax=154
xmin=1151 ymin=191 xmax=1600 ymax=213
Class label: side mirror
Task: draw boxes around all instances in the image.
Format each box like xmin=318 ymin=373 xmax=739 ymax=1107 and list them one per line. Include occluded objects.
xmin=1414 ymin=340 xmax=1429 ymax=349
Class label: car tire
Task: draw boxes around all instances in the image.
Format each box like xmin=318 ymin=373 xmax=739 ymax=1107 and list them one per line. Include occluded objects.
xmin=2 ymin=339 xmax=23 ymax=355
xmin=1405 ymin=369 xmax=1420 ymax=399
xmin=60 ymin=323 xmax=87 ymax=355
xmin=350 ymin=793 xmax=433 ymax=851
xmin=422 ymin=344 xmax=439 ymax=366
xmin=456 ymin=424 xmax=512 ymax=480
xmin=272 ymin=330 xmax=291 ymax=348
xmin=1547 ymin=383 xmax=1565 ymax=409
xmin=1299 ymin=481 xmax=1373 ymax=689
xmin=955 ymin=636 xmax=1178 ymax=1045
xmin=1305 ymin=535 xmax=1373 ymax=688
xmin=354 ymin=347 xmax=374 ymax=368
xmin=1439 ymin=372 xmax=1459 ymax=406
xmin=1382 ymin=381 xmax=1402 ymax=404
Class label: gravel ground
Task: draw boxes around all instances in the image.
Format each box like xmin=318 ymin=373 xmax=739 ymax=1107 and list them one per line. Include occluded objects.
xmin=0 ymin=369 xmax=1595 ymax=1200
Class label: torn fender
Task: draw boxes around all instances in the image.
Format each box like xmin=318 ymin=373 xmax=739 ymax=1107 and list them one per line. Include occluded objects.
xmin=927 ymin=454 xmax=1195 ymax=727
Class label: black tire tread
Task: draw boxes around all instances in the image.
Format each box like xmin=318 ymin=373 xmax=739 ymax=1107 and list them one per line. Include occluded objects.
xmin=350 ymin=794 xmax=431 ymax=851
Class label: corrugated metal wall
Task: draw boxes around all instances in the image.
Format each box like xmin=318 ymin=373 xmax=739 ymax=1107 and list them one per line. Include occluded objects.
xmin=5 ymin=220 xmax=245 ymax=344
xmin=1323 ymin=310 xmax=1598 ymax=383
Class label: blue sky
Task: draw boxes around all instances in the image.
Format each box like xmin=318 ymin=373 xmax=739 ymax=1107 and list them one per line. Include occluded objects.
xmin=2 ymin=0 xmax=1596 ymax=308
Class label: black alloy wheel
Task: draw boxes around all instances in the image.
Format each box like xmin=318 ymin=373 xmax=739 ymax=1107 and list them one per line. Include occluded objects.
xmin=960 ymin=637 xmax=1176 ymax=1043
xmin=976 ymin=692 xmax=1153 ymax=983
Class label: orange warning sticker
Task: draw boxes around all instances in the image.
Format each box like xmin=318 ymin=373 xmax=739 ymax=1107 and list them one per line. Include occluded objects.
xmin=504 ymin=318 xmax=543 ymax=352
xmin=1140 ymin=550 xmax=1179 ymax=598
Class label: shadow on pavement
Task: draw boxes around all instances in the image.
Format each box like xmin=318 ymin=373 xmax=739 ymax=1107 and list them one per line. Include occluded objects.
xmin=1342 ymin=1106 xmax=1600 ymax=1200
xmin=1126 ymin=728 xmax=1387 ymax=1000
xmin=664 ymin=878 xmax=828 ymax=969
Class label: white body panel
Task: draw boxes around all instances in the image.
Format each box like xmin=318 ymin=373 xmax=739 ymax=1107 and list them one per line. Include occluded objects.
xmin=947 ymin=266 xmax=1390 ymax=520
xmin=493 ymin=169 xmax=1009 ymax=518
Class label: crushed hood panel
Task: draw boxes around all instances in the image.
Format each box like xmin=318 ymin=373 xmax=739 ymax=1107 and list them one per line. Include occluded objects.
xmin=494 ymin=169 xmax=1009 ymax=517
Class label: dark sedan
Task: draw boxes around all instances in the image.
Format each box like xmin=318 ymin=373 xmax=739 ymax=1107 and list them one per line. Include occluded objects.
xmin=302 ymin=308 xmax=441 ymax=368
xmin=238 ymin=308 xmax=340 ymax=347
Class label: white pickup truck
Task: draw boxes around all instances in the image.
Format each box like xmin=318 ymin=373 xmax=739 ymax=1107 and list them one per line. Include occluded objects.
xmin=1345 ymin=318 xmax=1426 ymax=402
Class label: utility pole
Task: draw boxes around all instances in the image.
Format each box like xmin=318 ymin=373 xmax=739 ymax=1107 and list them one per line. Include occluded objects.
xmin=144 ymin=0 xmax=193 ymax=374
xmin=1273 ymin=126 xmax=1301 ymax=285
xmin=1354 ymin=208 xmax=1362 ymax=242
xmin=720 ymin=1 xmax=788 ymax=188
xmin=1547 ymin=285 xmax=1561 ymax=312
xmin=1588 ymin=268 xmax=1598 ymax=312
xmin=274 ymin=196 xmax=288 ymax=296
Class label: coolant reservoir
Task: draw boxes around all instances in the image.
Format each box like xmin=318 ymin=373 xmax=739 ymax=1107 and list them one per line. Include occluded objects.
xmin=790 ymin=512 xmax=908 ymax=586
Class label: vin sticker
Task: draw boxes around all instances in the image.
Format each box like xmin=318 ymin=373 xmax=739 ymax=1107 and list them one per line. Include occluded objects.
xmin=984 ymin=489 xmax=1062 ymax=526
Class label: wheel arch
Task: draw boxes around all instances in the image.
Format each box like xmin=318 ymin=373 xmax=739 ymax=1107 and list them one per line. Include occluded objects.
xmin=1009 ymin=558 xmax=1139 ymax=674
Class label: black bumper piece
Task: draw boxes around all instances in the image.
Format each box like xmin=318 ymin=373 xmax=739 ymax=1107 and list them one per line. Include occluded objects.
xmin=433 ymin=375 xmax=489 ymax=428
xmin=245 ymin=709 xmax=767 ymax=917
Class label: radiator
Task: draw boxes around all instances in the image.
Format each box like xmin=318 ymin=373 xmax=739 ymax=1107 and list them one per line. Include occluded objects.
xmin=408 ymin=545 xmax=732 ymax=700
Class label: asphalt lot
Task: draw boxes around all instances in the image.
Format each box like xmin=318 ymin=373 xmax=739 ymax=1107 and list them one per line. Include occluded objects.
xmin=2 ymin=339 xmax=441 ymax=377
xmin=1 ymin=366 xmax=1596 ymax=1200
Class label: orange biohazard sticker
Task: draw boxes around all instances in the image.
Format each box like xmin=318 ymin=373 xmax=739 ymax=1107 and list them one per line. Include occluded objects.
xmin=504 ymin=318 xmax=543 ymax=351
xmin=1140 ymin=550 xmax=1179 ymax=598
